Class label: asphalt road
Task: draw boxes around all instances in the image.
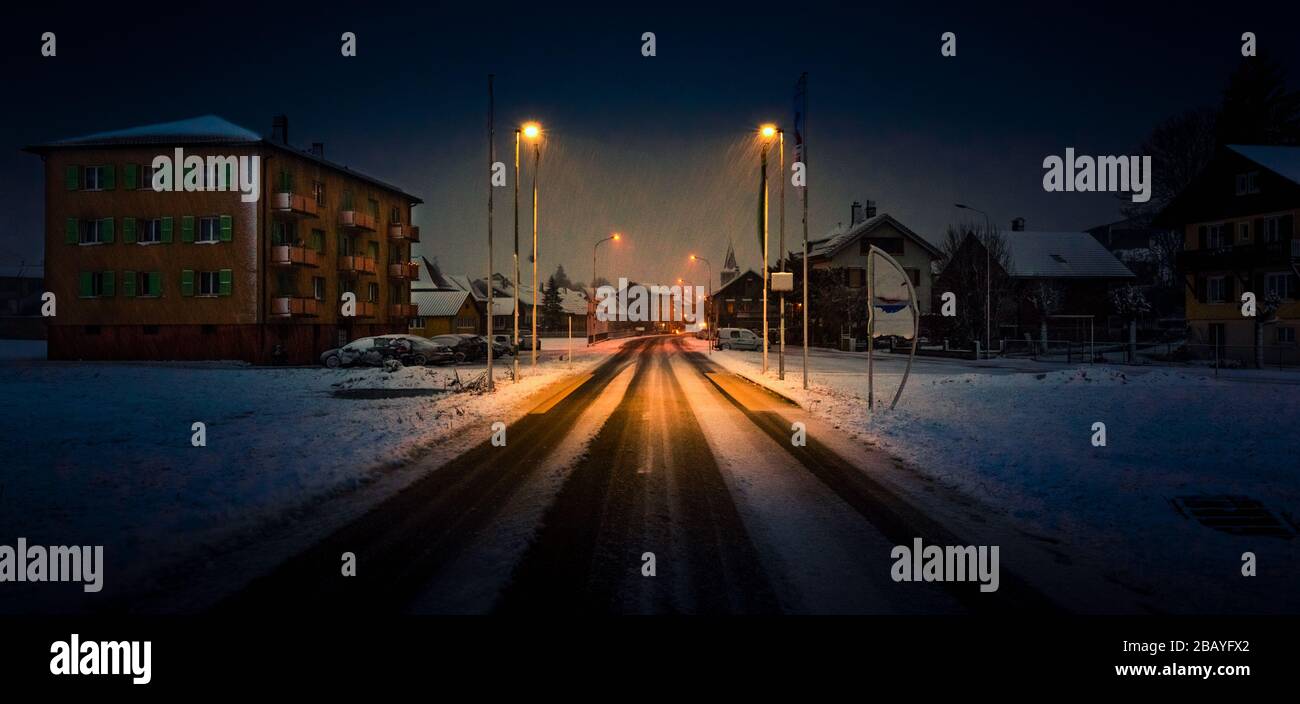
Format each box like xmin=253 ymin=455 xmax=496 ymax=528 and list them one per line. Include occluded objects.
xmin=225 ymin=335 xmax=1057 ymax=614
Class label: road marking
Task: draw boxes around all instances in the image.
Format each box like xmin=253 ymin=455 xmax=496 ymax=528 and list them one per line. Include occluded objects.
xmin=704 ymin=372 xmax=797 ymax=411
xmin=528 ymin=374 xmax=594 ymax=414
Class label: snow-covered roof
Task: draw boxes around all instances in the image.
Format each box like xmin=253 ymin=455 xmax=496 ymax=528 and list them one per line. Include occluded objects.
xmin=804 ymin=213 xmax=942 ymax=260
xmin=1227 ymin=144 xmax=1300 ymax=185
xmin=413 ymin=290 xmax=471 ymax=317
xmin=26 ymin=114 xmax=422 ymax=203
xmin=1002 ymin=231 xmax=1135 ymax=279
xmin=560 ymin=287 xmax=589 ymax=315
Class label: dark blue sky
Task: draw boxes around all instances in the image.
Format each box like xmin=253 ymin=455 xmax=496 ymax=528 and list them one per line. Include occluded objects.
xmin=4 ymin=0 xmax=1299 ymax=286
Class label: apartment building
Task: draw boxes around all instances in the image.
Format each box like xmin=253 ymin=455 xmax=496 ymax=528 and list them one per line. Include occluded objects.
xmin=25 ymin=115 xmax=423 ymax=364
xmin=1160 ymin=144 xmax=1300 ymax=366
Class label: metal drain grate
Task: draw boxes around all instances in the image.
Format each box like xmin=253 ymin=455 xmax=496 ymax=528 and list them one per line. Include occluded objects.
xmin=1172 ymin=495 xmax=1296 ymax=538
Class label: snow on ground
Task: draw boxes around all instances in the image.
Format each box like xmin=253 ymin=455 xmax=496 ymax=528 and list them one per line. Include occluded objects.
xmin=0 ymin=337 xmax=631 ymax=607
xmin=0 ymin=338 xmax=46 ymax=360
xmin=691 ymin=337 xmax=1300 ymax=612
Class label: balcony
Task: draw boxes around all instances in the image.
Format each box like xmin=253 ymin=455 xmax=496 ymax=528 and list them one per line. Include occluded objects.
xmin=337 ymin=255 xmax=377 ymax=276
xmin=340 ymin=210 xmax=377 ymax=231
xmin=342 ymin=300 xmax=377 ymax=318
xmin=390 ymin=303 xmax=420 ymax=318
xmin=270 ymin=192 xmax=319 ymax=218
xmin=1177 ymin=239 xmax=1300 ymax=272
xmin=388 ymin=261 xmax=420 ymax=280
xmin=388 ymin=223 xmax=420 ymax=243
xmin=270 ymin=245 xmax=320 ymax=268
xmin=270 ymin=296 xmax=319 ymax=318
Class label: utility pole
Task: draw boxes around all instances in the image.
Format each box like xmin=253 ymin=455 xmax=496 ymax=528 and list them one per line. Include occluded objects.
xmin=531 ymin=141 xmax=539 ymax=368
xmin=486 ymin=75 xmax=495 ymax=391
xmin=778 ymin=128 xmax=786 ymax=380
xmin=801 ymin=76 xmax=810 ymax=390
xmin=513 ymin=128 xmax=521 ymax=380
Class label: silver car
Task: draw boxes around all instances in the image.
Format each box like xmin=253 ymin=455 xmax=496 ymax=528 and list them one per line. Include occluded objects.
xmin=715 ymin=327 xmax=761 ymax=351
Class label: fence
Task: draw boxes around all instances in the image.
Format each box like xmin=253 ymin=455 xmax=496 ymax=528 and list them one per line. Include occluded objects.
xmin=1002 ymin=337 xmax=1300 ymax=370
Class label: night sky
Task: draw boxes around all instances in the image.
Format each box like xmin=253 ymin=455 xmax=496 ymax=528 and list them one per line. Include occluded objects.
xmin=4 ymin=0 xmax=1299 ymax=288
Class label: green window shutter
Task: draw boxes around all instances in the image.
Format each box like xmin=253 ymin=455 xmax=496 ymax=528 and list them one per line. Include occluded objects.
xmin=123 ymin=270 xmax=136 ymax=298
xmin=102 ymin=165 xmax=116 ymax=190
xmin=65 ymin=218 xmax=79 ymax=244
xmin=218 ymin=269 xmax=233 ymax=296
xmin=161 ymin=216 xmax=174 ymax=243
xmin=181 ymin=216 xmax=194 ymax=243
xmin=149 ymin=271 xmax=162 ymax=296
xmin=124 ymin=164 xmax=138 ymax=190
xmin=181 ymin=269 xmax=194 ymax=296
xmin=123 ymin=217 xmax=136 ymax=244
xmin=220 ymin=215 xmax=233 ymax=242
xmin=65 ymin=165 xmax=80 ymax=190
xmin=78 ymin=272 xmax=92 ymax=297
xmin=100 ymin=218 xmax=114 ymax=243
xmin=101 ymin=271 xmax=115 ymax=298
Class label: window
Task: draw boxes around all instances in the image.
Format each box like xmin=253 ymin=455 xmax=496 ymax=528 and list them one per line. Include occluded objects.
xmin=1239 ymin=222 xmax=1251 ymax=243
xmin=1266 ymin=272 xmax=1295 ymax=299
xmin=905 ymin=267 xmax=921 ymax=286
xmin=1278 ymin=327 xmax=1297 ymax=344
xmin=272 ymin=221 xmax=299 ymax=246
xmin=199 ymin=271 xmax=220 ymax=296
xmin=308 ymin=229 xmax=325 ymax=253
xmin=313 ymin=277 xmax=325 ymax=301
xmin=277 ymin=272 xmax=296 ymax=296
xmin=83 ymin=166 xmax=109 ymax=191
xmin=338 ymin=233 xmax=354 ymax=256
xmin=313 ymin=180 xmax=325 ymax=206
xmin=342 ymin=190 xmax=354 ymax=211
xmin=79 ymin=271 xmax=113 ymax=298
xmin=198 ymin=216 xmax=221 ymax=243
xmin=1261 ymin=217 xmax=1282 ymax=244
xmin=391 ymin=206 xmax=402 ymax=224
xmin=368 ymin=198 xmax=380 ymax=219
xmin=138 ymin=218 xmax=162 ymax=244
xmin=1235 ymin=171 xmax=1260 ymax=196
xmin=845 ymin=267 xmax=866 ymax=288
xmin=133 ymin=271 xmax=161 ymax=297
xmin=80 ymin=218 xmax=112 ymax=244
xmin=863 ymin=237 xmax=904 ymax=255
xmin=367 ymin=282 xmax=379 ymax=302
xmin=409 ymin=317 xmax=425 ymax=330
xmin=367 ymin=241 xmax=379 ymax=260
xmin=1207 ymin=276 xmax=1227 ymax=304
xmin=277 ymin=169 xmax=295 ymax=193
xmin=1201 ymin=223 xmax=1229 ymax=249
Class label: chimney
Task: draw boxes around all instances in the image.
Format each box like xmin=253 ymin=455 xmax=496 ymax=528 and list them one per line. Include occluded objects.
xmin=863 ymin=199 xmax=877 ymax=219
xmin=310 ymin=142 xmax=324 ymax=158
xmin=850 ymin=201 xmax=864 ymax=225
xmin=1011 ymin=217 xmax=1025 ymax=232
xmin=271 ymin=115 xmax=289 ymax=145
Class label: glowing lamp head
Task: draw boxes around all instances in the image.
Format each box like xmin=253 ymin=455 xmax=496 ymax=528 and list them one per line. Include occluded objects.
xmin=760 ymin=124 xmax=777 ymax=141
xmin=522 ymin=122 xmax=541 ymax=141
xmin=612 ymin=233 xmax=621 ymax=241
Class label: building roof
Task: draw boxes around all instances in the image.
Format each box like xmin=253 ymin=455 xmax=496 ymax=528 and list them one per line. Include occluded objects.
xmin=712 ymin=268 xmax=763 ymax=297
xmin=412 ymin=290 xmax=472 ymax=317
xmin=560 ymin=287 xmax=589 ymax=315
xmin=1000 ymin=231 xmax=1136 ymax=279
xmin=25 ymin=115 xmax=422 ymax=204
xmin=1226 ymin=144 xmax=1300 ymax=185
xmin=804 ymin=213 xmax=943 ymax=261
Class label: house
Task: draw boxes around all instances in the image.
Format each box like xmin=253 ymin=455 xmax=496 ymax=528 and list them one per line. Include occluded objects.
xmin=712 ymin=269 xmax=766 ymax=332
xmin=794 ymin=201 xmax=943 ymax=314
xmin=1158 ymin=144 xmax=1300 ymax=365
xmin=936 ymin=223 xmax=1136 ymax=344
xmin=0 ymin=265 xmax=45 ymax=339
xmin=410 ymin=290 xmax=481 ymax=337
xmin=25 ymin=115 xmax=422 ymax=364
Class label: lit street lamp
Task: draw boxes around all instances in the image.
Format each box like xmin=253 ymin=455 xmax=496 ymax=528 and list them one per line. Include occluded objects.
xmin=759 ymin=123 xmax=778 ymax=373
xmin=955 ymin=203 xmax=992 ymax=359
xmin=523 ymin=122 xmax=542 ymax=368
xmin=591 ymin=232 xmax=620 ymax=346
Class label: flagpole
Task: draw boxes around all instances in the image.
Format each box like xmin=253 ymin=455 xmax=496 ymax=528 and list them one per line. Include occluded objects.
xmin=513 ymin=128 xmax=520 ymax=381
xmin=799 ymin=73 xmax=810 ymax=390
xmin=760 ymin=139 xmax=769 ymax=374
xmin=867 ymin=246 xmax=874 ymax=411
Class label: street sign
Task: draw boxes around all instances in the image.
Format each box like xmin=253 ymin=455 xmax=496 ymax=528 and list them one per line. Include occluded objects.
xmin=770 ymin=272 xmax=793 ymax=292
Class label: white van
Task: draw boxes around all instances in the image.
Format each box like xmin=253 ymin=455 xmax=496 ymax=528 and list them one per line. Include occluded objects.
xmin=715 ymin=327 xmax=761 ymax=351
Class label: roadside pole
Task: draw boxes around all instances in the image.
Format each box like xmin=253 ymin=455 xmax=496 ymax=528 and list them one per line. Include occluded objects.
xmin=779 ymin=129 xmax=786 ymax=380
xmin=486 ymin=75 xmax=495 ymax=392
xmin=867 ymin=250 xmax=874 ymax=410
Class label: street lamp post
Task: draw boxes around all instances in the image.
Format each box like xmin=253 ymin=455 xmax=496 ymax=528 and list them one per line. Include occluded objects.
xmin=523 ymin=122 xmax=541 ymax=368
xmin=513 ymin=128 xmax=521 ymax=380
xmin=760 ymin=124 xmax=777 ymax=374
xmin=592 ymin=233 xmax=620 ymax=346
xmin=778 ymin=128 xmax=786 ymax=380
xmin=955 ymin=203 xmax=992 ymax=359
xmin=486 ymin=75 xmax=495 ymax=392
xmin=690 ymin=254 xmax=712 ymax=356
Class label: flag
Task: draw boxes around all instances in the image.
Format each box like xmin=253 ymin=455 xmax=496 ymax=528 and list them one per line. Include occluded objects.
xmin=792 ymin=73 xmax=807 ymax=166
xmin=867 ymin=246 xmax=917 ymax=339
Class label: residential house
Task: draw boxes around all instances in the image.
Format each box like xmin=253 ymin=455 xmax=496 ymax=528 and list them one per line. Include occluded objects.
xmin=410 ymin=289 xmax=481 ymax=337
xmin=25 ymin=115 xmax=422 ymax=364
xmin=1158 ymin=144 xmax=1300 ymax=365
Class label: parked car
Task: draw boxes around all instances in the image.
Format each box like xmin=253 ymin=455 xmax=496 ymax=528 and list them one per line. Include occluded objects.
xmin=490 ymin=333 xmax=524 ymax=355
xmin=320 ymin=335 xmax=455 ymax=368
xmin=464 ymin=334 xmax=512 ymax=359
xmin=715 ymin=327 xmax=761 ymax=351
xmin=429 ymin=334 xmax=479 ymax=362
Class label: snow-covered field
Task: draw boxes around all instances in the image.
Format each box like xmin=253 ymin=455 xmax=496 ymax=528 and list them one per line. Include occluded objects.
xmin=0 ymin=337 xmax=624 ymax=606
xmin=695 ymin=338 xmax=1300 ymax=612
